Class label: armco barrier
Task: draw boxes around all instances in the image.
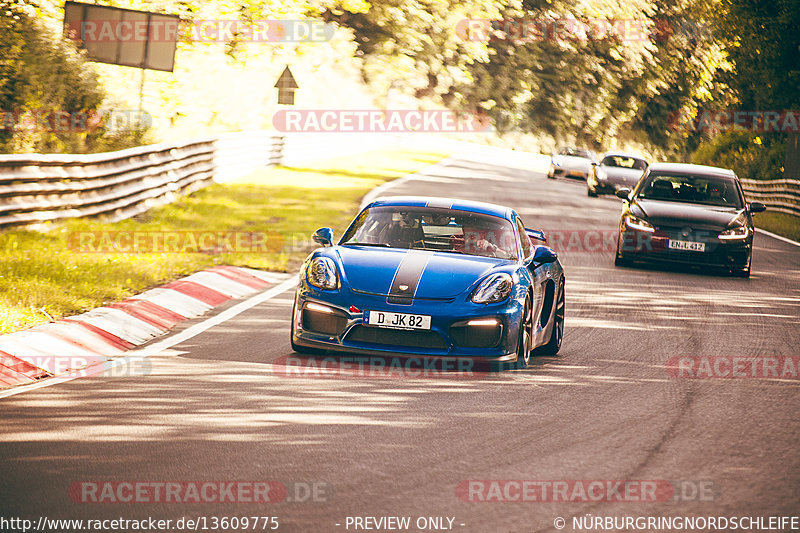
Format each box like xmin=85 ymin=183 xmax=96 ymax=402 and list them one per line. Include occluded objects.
xmin=0 ymin=131 xmax=284 ymax=228
xmin=740 ymin=177 xmax=800 ymax=217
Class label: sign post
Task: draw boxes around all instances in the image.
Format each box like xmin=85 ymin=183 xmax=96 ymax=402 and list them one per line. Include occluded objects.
xmin=275 ymin=67 xmax=299 ymax=105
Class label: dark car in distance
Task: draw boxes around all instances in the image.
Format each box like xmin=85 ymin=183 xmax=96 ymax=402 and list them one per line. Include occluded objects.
xmin=614 ymin=163 xmax=766 ymax=277
xmin=587 ymin=151 xmax=648 ymax=197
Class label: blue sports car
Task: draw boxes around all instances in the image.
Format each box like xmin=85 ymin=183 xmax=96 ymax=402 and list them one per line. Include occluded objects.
xmin=290 ymin=196 xmax=565 ymax=369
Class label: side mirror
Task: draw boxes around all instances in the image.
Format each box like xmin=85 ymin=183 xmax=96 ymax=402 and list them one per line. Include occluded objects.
xmin=615 ymin=188 xmax=632 ymax=200
xmin=532 ymin=246 xmax=558 ymax=266
xmin=591 ymin=161 xmax=598 ymax=166
xmin=525 ymin=228 xmax=547 ymax=243
xmin=312 ymin=227 xmax=334 ymax=247
xmin=748 ymin=201 xmax=766 ymax=213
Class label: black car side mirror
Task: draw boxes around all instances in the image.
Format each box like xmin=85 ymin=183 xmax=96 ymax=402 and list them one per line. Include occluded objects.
xmin=312 ymin=227 xmax=334 ymax=246
xmin=532 ymin=246 xmax=558 ymax=266
xmin=591 ymin=162 xmax=598 ymax=166
xmin=615 ymin=188 xmax=631 ymax=200
xmin=748 ymin=202 xmax=766 ymax=213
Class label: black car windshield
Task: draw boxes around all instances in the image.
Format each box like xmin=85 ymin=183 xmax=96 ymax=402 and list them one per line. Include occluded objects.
xmin=601 ymin=155 xmax=647 ymax=170
xmin=637 ymin=173 xmax=743 ymax=208
xmin=340 ymin=206 xmax=519 ymax=260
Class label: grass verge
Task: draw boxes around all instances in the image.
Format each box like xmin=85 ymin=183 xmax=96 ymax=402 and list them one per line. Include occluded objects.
xmin=0 ymin=147 xmax=451 ymax=335
xmin=754 ymin=211 xmax=800 ymax=243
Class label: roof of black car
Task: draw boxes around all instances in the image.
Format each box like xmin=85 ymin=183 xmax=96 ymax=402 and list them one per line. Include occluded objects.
xmin=648 ymin=162 xmax=736 ymax=178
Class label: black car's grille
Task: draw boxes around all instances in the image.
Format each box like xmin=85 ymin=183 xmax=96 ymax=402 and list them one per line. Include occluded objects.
xmin=346 ymin=326 xmax=447 ymax=350
xmin=657 ymin=247 xmax=749 ymax=266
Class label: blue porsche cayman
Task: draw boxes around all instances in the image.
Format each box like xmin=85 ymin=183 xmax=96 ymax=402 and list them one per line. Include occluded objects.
xmin=290 ymin=196 xmax=565 ymax=369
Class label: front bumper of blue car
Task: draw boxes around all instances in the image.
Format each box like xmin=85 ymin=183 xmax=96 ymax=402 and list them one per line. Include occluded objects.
xmin=291 ymin=286 xmax=523 ymax=362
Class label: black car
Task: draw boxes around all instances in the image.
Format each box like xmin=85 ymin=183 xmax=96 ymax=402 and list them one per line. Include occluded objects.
xmin=614 ymin=163 xmax=766 ymax=277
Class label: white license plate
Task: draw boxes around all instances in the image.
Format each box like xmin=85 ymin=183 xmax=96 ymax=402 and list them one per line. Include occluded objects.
xmin=668 ymin=239 xmax=706 ymax=252
xmin=366 ymin=310 xmax=431 ymax=330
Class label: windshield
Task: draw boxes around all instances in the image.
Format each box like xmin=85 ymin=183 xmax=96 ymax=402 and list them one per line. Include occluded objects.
xmin=637 ymin=173 xmax=743 ymax=208
xmin=601 ymin=155 xmax=647 ymax=170
xmin=340 ymin=206 xmax=519 ymax=260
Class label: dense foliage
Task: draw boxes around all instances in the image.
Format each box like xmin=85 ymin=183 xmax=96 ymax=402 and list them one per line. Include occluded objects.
xmin=1 ymin=0 xmax=797 ymax=175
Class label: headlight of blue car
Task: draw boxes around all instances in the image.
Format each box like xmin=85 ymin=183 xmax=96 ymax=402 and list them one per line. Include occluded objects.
xmin=471 ymin=273 xmax=513 ymax=304
xmin=307 ymin=257 xmax=339 ymax=290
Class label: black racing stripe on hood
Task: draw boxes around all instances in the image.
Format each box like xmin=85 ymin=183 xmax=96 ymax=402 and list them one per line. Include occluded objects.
xmin=387 ymin=251 xmax=432 ymax=304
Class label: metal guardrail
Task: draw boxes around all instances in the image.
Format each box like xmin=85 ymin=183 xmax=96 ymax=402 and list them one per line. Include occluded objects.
xmin=0 ymin=135 xmax=796 ymax=228
xmin=741 ymin=178 xmax=800 ymax=217
xmin=0 ymin=131 xmax=284 ymax=228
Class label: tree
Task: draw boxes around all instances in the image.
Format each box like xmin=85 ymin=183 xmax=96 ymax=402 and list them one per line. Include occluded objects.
xmin=0 ymin=0 xmax=105 ymax=153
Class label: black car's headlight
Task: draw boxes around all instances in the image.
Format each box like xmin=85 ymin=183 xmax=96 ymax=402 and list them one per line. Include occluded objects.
xmin=719 ymin=225 xmax=749 ymax=240
xmin=719 ymin=213 xmax=750 ymax=241
xmin=307 ymin=257 xmax=339 ymax=290
xmin=471 ymin=273 xmax=513 ymax=304
xmin=624 ymin=214 xmax=655 ymax=233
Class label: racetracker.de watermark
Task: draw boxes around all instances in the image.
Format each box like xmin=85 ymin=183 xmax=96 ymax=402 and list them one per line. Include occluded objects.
xmin=668 ymin=110 xmax=800 ymax=133
xmin=667 ymin=356 xmax=800 ymax=379
xmin=455 ymin=18 xmax=710 ymax=43
xmin=67 ymin=231 xmax=284 ymax=254
xmin=66 ymin=19 xmax=335 ymax=43
xmin=17 ymin=355 xmax=151 ymax=379
xmin=68 ymin=481 xmax=331 ymax=504
xmin=272 ymin=110 xmax=492 ymax=133
xmin=272 ymin=355 xmax=482 ymax=379
xmin=0 ymin=109 xmax=151 ymax=133
xmin=456 ymin=480 xmax=717 ymax=503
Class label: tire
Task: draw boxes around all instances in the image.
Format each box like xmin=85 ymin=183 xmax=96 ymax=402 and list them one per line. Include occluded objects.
xmin=614 ymin=233 xmax=629 ymax=266
xmin=587 ymin=188 xmax=598 ymax=197
xmin=514 ymin=294 xmax=534 ymax=369
xmin=533 ymin=278 xmax=564 ymax=356
xmin=731 ymin=253 xmax=752 ymax=278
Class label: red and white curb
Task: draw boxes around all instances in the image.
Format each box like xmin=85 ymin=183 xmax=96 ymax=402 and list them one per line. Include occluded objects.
xmin=0 ymin=266 xmax=290 ymax=389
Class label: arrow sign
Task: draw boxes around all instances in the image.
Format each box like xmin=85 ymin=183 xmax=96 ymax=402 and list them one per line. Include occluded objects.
xmin=275 ymin=66 xmax=298 ymax=105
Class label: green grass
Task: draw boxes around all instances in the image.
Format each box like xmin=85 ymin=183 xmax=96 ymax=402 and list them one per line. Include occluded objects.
xmin=754 ymin=212 xmax=800 ymax=243
xmin=0 ymin=147 xmax=451 ymax=335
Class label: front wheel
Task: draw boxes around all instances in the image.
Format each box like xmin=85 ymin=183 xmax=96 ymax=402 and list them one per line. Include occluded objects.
xmin=587 ymin=188 xmax=598 ymax=197
xmin=614 ymin=233 xmax=630 ymax=267
xmin=730 ymin=254 xmax=752 ymax=278
xmin=515 ymin=294 xmax=533 ymax=368
xmin=533 ymin=278 xmax=564 ymax=356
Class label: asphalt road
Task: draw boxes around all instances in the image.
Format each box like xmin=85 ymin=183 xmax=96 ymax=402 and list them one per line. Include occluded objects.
xmin=2 ymin=152 xmax=799 ymax=533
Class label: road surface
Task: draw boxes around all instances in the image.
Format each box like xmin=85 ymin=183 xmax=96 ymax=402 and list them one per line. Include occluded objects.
xmin=2 ymin=152 xmax=799 ymax=533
